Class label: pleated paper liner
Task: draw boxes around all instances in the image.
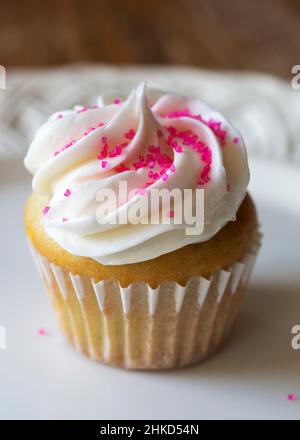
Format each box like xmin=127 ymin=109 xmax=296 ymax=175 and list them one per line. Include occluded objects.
xmin=28 ymin=235 xmax=260 ymax=370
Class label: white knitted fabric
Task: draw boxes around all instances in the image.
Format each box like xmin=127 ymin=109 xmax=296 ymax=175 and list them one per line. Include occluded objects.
xmin=0 ymin=65 xmax=299 ymax=162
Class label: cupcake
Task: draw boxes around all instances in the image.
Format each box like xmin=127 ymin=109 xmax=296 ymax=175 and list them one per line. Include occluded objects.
xmin=24 ymin=83 xmax=260 ymax=369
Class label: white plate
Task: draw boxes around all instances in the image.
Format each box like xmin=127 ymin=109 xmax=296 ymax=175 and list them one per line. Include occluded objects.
xmin=0 ymin=157 xmax=299 ymax=420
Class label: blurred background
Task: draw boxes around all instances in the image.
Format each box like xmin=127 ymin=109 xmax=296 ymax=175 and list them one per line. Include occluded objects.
xmin=0 ymin=0 xmax=299 ymax=79
xmin=0 ymin=0 xmax=300 ymax=161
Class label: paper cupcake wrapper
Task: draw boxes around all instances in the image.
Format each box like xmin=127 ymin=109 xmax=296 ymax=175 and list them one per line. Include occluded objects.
xmin=28 ymin=237 xmax=260 ymax=369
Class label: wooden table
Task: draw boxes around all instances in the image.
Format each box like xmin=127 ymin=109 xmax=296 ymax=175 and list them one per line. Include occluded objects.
xmin=0 ymin=0 xmax=299 ymax=79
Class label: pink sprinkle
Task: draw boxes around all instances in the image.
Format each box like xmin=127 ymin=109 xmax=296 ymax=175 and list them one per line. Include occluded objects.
xmin=62 ymin=217 xmax=69 ymax=222
xmin=115 ymin=146 xmax=122 ymax=156
xmin=115 ymin=164 xmax=130 ymax=173
xmin=233 ymin=137 xmax=239 ymax=144
xmin=56 ymin=114 xmax=63 ymax=119
xmin=165 ymin=110 xmax=228 ymax=146
xmin=53 ymin=139 xmax=76 ymax=156
xmin=133 ymin=161 xmax=146 ymax=170
xmin=157 ymin=129 xmax=163 ymax=138
xmin=84 ymin=127 xmax=95 ymax=136
xmin=37 ymin=328 xmax=46 ymax=336
xmin=162 ymin=173 xmax=168 ymax=181
xmin=168 ymin=126 xmax=177 ymax=137
xmin=77 ymin=106 xmax=88 ymax=113
xmin=288 ymin=394 xmax=297 ymax=401
xmin=114 ymin=98 xmax=121 ymax=104
xmin=42 ymin=206 xmax=50 ymax=215
xmin=101 ymin=160 xmax=107 ymax=168
xmin=144 ymin=181 xmax=155 ymax=188
xmin=168 ymin=210 xmax=174 ymax=218
xmin=125 ymin=128 xmax=136 ymax=140
xmin=98 ymin=147 xmax=108 ymax=160
xmin=166 ymin=124 xmax=213 ymax=184
xmin=64 ymin=189 xmax=71 ymax=197
xmin=175 ymin=146 xmax=183 ymax=153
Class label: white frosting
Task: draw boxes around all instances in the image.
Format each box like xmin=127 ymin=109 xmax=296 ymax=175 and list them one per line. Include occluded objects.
xmin=24 ymin=83 xmax=249 ymax=265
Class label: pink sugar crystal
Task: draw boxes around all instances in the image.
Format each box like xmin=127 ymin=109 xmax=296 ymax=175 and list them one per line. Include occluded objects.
xmin=115 ymin=164 xmax=130 ymax=173
xmin=42 ymin=206 xmax=50 ymax=215
xmin=84 ymin=127 xmax=96 ymax=136
xmin=125 ymin=128 xmax=136 ymax=140
xmin=115 ymin=146 xmax=122 ymax=156
xmin=37 ymin=328 xmax=46 ymax=336
xmin=64 ymin=189 xmax=71 ymax=197
xmin=77 ymin=106 xmax=88 ymax=113
xmin=54 ymin=139 xmax=76 ymax=156
xmin=174 ymin=146 xmax=183 ymax=153
xmin=165 ymin=109 xmax=228 ymax=146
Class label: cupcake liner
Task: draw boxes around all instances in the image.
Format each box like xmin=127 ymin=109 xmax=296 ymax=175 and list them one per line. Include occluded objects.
xmin=28 ymin=236 xmax=260 ymax=369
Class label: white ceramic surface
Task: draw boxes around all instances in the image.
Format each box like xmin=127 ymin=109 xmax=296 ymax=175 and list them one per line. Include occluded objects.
xmin=0 ymin=157 xmax=299 ymax=420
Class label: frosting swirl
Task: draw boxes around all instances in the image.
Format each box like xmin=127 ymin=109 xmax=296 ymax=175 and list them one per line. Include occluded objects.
xmin=24 ymin=83 xmax=249 ymax=264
